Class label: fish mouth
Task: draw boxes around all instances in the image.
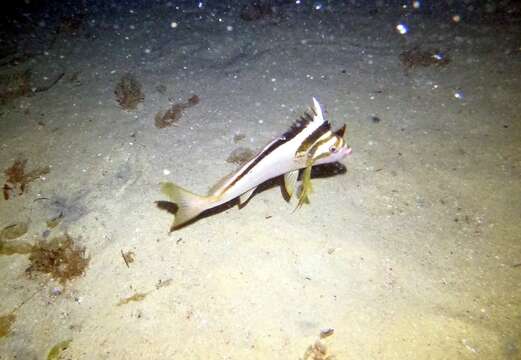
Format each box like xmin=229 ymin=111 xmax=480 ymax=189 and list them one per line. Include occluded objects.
xmin=340 ymin=146 xmax=352 ymax=157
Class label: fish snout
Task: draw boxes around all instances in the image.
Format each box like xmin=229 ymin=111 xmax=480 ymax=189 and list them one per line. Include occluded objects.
xmin=340 ymin=146 xmax=352 ymax=157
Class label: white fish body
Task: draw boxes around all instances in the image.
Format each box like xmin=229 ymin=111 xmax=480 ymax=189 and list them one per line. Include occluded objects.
xmin=161 ymin=97 xmax=352 ymax=230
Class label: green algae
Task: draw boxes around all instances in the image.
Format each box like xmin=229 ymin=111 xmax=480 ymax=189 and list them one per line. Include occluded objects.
xmin=47 ymin=339 xmax=72 ymax=360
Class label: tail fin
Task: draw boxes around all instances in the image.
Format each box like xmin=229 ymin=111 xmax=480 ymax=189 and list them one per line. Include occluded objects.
xmin=160 ymin=182 xmax=209 ymax=230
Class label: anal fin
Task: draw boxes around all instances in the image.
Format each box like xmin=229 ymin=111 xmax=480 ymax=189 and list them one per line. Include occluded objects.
xmin=239 ymin=187 xmax=256 ymax=207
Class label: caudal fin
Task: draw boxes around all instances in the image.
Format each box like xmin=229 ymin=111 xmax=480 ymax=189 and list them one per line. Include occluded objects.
xmin=160 ymin=182 xmax=208 ymax=230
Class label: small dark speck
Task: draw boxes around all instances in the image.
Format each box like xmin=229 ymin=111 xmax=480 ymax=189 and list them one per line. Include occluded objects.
xmin=371 ymin=116 xmax=381 ymax=123
xmin=265 ymin=215 xmax=272 ymax=219
xmin=503 ymin=125 xmax=509 ymax=128
xmin=341 ymin=69 xmax=346 ymax=73
xmin=320 ymin=328 xmax=335 ymax=338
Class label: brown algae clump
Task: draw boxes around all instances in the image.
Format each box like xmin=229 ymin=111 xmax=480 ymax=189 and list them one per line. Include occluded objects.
xmin=0 ymin=239 xmax=33 ymax=255
xmin=3 ymin=158 xmax=50 ymax=200
xmin=114 ymin=73 xmax=144 ymax=110
xmin=120 ymin=250 xmax=135 ymax=267
xmin=226 ymin=147 xmax=256 ymax=165
xmin=0 ymin=313 xmax=16 ymax=338
xmin=26 ymin=234 xmax=89 ymax=284
xmin=154 ymin=94 xmax=200 ymax=129
xmin=0 ymin=69 xmax=32 ymax=104
xmin=399 ymin=47 xmax=450 ymax=70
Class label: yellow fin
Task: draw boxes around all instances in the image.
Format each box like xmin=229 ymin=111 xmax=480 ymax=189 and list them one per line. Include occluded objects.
xmin=160 ymin=182 xmax=208 ymax=230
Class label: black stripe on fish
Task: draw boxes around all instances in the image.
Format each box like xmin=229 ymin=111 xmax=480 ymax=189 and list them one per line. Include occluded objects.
xmin=309 ymin=133 xmax=337 ymax=162
xmin=296 ymin=120 xmax=331 ymax=157
xmin=220 ymin=109 xmax=323 ymax=194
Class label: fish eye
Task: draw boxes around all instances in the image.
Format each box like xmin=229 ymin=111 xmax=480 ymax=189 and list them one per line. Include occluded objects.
xmin=329 ymin=145 xmax=337 ymax=153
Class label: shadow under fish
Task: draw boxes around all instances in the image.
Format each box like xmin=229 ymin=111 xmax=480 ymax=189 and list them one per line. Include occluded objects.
xmin=158 ymin=97 xmax=352 ymax=231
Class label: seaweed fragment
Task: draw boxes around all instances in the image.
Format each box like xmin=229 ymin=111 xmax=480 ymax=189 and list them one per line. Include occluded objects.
xmin=0 ymin=69 xmax=63 ymax=103
xmin=320 ymin=328 xmax=334 ymax=339
xmin=26 ymin=234 xmax=89 ymax=284
xmin=0 ymin=222 xmax=28 ymax=240
xmin=0 ymin=238 xmax=33 ymax=255
xmin=46 ymin=213 xmax=63 ymax=229
xmin=303 ymin=340 xmax=332 ymax=360
xmin=0 ymin=221 xmax=31 ymax=254
xmin=233 ymin=133 xmax=246 ymax=143
xmin=399 ymin=47 xmax=450 ymax=70
xmin=114 ymin=73 xmax=144 ymax=111
xmin=226 ymin=147 xmax=256 ymax=165
xmin=155 ymin=278 xmax=173 ymax=290
xmin=3 ymin=158 xmax=50 ymax=200
xmin=154 ymin=94 xmax=200 ymax=129
xmin=67 ymin=71 xmax=82 ymax=86
xmin=117 ymin=292 xmax=149 ymax=306
xmin=121 ymin=250 xmax=135 ymax=267
xmin=154 ymin=104 xmax=182 ymax=128
xmin=0 ymin=69 xmax=31 ymax=104
xmin=303 ymin=329 xmax=336 ymax=360
xmin=47 ymin=339 xmax=72 ymax=360
xmin=0 ymin=313 xmax=16 ymax=338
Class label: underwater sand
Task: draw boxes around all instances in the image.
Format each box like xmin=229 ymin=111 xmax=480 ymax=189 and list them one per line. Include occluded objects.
xmin=1 ymin=1 xmax=520 ymax=359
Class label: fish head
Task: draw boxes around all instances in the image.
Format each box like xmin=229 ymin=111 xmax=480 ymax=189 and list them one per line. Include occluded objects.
xmin=310 ymin=124 xmax=352 ymax=165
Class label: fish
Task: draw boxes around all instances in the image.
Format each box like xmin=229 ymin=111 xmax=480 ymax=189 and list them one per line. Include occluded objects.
xmin=160 ymin=97 xmax=352 ymax=230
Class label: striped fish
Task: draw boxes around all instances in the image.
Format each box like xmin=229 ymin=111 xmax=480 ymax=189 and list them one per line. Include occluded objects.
xmin=160 ymin=97 xmax=352 ymax=230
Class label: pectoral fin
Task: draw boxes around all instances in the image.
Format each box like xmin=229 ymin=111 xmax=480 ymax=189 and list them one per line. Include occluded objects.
xmin=295 ymin=165 xmax=313 ymax=210
xmin=239 ymin=187 xmax=256 ymax=206
xmin=284 ymin=170 xmax=299 ymax=199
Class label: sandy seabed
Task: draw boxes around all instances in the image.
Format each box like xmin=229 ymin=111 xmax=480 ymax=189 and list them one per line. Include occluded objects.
xmin=1 ymin=1 xmax=520 ymax=359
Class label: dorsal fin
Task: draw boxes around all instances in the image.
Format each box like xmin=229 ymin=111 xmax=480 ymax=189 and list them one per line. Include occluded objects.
xmin=209 ymin=98 xmax=329 ymax=197
xmin=334 ymin=124 xmax=346 ymax=138
xmin=281 ymin=97 xmax=329 ymax=142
